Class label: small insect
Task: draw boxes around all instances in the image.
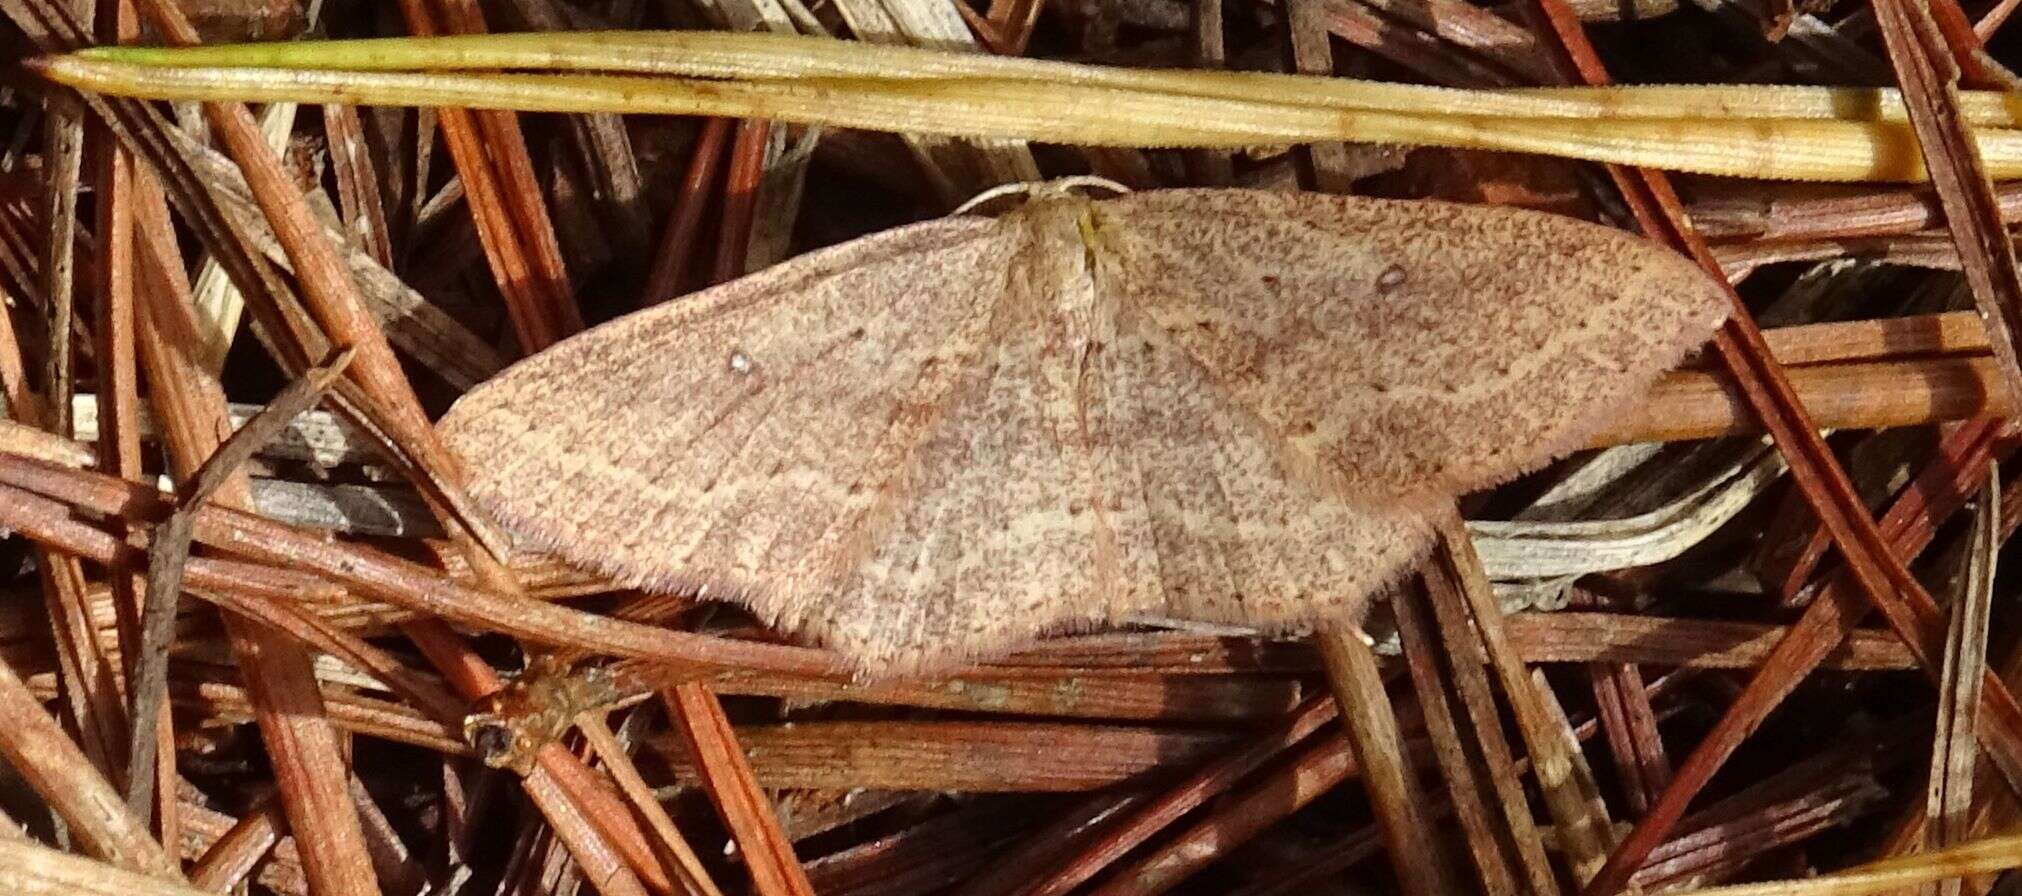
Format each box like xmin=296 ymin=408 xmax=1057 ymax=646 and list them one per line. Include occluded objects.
xmin=438 ymin=184 xmax=1728 ymax=674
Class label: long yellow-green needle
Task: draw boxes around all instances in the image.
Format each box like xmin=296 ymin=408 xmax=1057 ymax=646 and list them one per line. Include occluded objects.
xmin=32 ymin=31 xmax=2022 ymax=182
xmin=67 ymin=31 xmax=2022 ymax=126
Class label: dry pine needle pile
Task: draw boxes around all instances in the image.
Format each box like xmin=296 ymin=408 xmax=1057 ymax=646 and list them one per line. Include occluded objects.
xmin=2 ymin=1 xmax=2022 ymax=896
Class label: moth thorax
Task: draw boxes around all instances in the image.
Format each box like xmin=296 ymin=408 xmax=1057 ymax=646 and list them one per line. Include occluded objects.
xmin=1017 ymin=198 xmax=1107 ymax=326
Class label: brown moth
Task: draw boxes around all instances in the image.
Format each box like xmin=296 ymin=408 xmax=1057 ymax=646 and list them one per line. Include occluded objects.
xmin=438 ymin=184 xmax=1728 ymax=674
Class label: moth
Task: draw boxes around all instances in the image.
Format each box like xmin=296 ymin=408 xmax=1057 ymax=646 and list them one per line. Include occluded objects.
xmin=438 ymin=184 xmax=1729 ymax=674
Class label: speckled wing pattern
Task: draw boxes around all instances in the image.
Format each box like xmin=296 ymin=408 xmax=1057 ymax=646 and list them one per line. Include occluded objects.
xmin=438 ymin=187 xmax=1728 ymax=673
xmin=437 ymin=214 xmax=1023 ymax=627
xmin=1080 ymin=309 xmax=1439 ymax=639
xmin=1088 ymin=189 xmax=1729 ymax=506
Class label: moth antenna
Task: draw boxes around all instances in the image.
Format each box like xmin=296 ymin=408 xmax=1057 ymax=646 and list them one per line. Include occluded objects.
xmin=953 ymin=176 xmax=1134 ymax=216
xmin=1045 ymin=174 xmax=1133 ymax=198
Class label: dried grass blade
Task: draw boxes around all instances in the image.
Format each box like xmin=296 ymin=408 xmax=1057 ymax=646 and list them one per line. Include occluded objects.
xmin=0 ymin=836 xmax=212 ymax=896
xmin=1924 ymin=463 xmax=1999 ymax=893
xmin=694 ymin=666 xmax=1298 ymax=721
xmin=90 ymin=0 xmax=152 ymax=807
xmin=52 ymin=28 xmax=391 ymax=878
xmin=1317 ymin=624 xmax=1457 ymax=896
xmin=1710 ymin=311 xmax=1988 ymax=372
xmin=126 ymin=346 xmax=358 ymax=817
xmin=662 ymin=682 xmax=815 ymax=896
xmin=1286 ymin=0 xmax=1362 ymax=191
xmin=39 ymin=59 xmax=80 ymax=439
xmin=187 ymin=795 xmax=285 ymax=892
xmin=952 ymin=791 xmax=1148 ymax=896
xmin=122 ymin=0 xmax=517 ymax=583
xmin=518 ymin=762 xmax=654 ymax=896
xmin=1586 ymin=420 xmax=2002 ymax=889
xmin=1433 ymin=512 xmax=1615 ymax=881
xmin=44 ymin=58 xmax=2022 ymax=183
xmin=1422 ymin=540 xmax=1562 ymax=894
xmin=1085 ymin=732 xmax=1362 ymax=896
xmin=109 ymin=136 xmax=181 ymax=845
xmin=1012 ymin=695 xmax=1338 ymax=896
xmin=1183 ymin=0 xmax=1234 ymax=185
xmin=1872 ymin=0 xmax=2022 ymax=414
xmin=1659 ymin=831 xmax=2022 ymax=896
xmin=61 ymin=31 xmax=2021 ymax=124
xmin=1390 ymin=583 xmax=1527 ymax=896
xmin=711 ymin=119 xmax=772 ymax=284
xmin=577 ymin=712 xmax=725 ymax=896
xmin=8 ymin=8 xmax=128 ymax=777
xmin=0 ymin=456 xmax=843 ymax=675
xmin=393 ymin=0 xmax=584 ymax=355
xmin=1510 ymin=4 xmax=2016 ymax=892
xmin=0 ymin=652 xmax=177 ymax=877
xmin=1586 ymin=661 xmax=1671 ymax=814
xmin=624 ymin=725 xmax=1235 ymax=791
xmin=642 ymin=118 xmax=732 ymax=305
xmin=1604 ymin=355 xmax=2010 ymax=445
xmin=62 ymin=20 xmax=646 ymax=893
xmin=188 ymin=99 xmax=297 ymax=374
xmin=1696 ymin=185 xmax=2004 ymax=242
xmin=323 ymin=102 xmax=395 ymax=267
